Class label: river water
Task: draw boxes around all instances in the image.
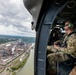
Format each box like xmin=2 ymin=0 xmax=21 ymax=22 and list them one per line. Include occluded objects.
xmin=17 ymin=49 xmax=34 ymax=75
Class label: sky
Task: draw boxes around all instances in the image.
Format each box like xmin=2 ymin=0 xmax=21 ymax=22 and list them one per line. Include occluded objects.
xmin=0 ymin=0 xmax=35 ymax=37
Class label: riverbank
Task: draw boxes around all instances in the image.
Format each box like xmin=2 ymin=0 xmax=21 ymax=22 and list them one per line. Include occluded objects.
xmin=0 ymin=44 xmax=32 ymax=75
xmin=17 ymin=49 xmax=34 ymax=75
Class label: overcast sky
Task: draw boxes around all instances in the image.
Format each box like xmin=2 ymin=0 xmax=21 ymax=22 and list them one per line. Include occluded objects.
xmin=0 ymin=0 xmax=35 ymax=37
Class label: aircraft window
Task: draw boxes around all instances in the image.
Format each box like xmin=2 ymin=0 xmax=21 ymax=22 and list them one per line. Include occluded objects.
xmin=67 ymin=1 xmax=76 ymax=8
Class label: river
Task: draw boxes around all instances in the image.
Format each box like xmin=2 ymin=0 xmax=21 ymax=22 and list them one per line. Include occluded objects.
xmin=17 ymin=49 xmax=34 ymax=75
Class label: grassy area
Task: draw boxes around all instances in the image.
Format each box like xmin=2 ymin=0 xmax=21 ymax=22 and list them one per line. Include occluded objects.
xmin=1 ymin=55 xmax=29 ymax=75
xmin=11 ymin=58 xmax=28 ymax=70
xmin=12 ymin=72 xmax=16 ymax=75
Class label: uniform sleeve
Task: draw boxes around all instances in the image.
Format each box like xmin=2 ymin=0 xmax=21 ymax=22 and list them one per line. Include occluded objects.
xmin=58 ymin=35 xmax=76 ymax=54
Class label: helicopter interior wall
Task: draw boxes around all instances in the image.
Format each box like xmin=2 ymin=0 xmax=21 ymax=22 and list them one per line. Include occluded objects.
xmin=23 ymin=0 xmax=76 ymax=75
xmin=29 ymin=0 xmax=76 ymax=75
xmin=47 ymin=5 xmax=76 ymax=74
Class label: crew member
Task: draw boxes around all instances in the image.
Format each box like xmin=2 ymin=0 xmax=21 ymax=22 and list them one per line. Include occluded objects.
xmin=47 ymin=20 xmax=76 ymax=73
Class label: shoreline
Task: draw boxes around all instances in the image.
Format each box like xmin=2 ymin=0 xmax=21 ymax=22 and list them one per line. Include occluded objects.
xmin=0 ymin=45 xmax=32 ymax=75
